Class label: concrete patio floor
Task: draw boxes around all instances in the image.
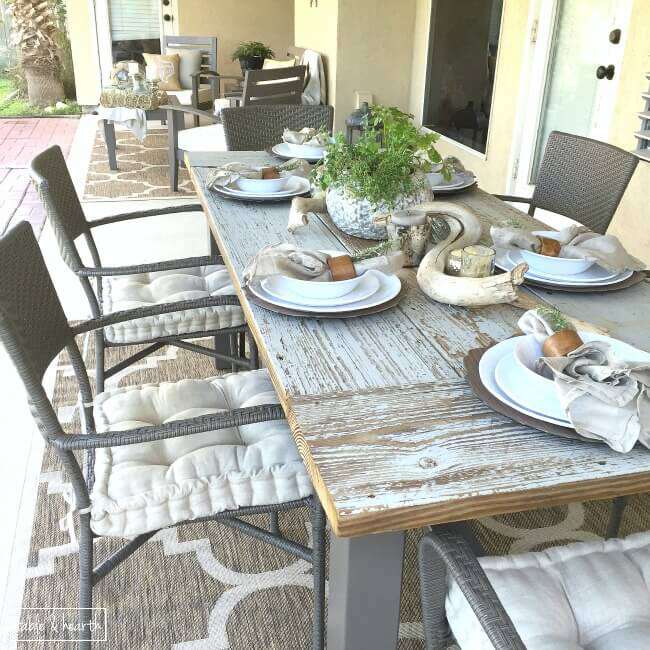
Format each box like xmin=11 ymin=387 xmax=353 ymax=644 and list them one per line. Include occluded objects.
xmin=0 ymin=114 xmax=211 ymax=647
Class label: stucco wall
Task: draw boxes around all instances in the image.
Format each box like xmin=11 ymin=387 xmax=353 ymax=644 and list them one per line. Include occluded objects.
xmin=65 ymin=0 xmax=101 ymax=105
xmin=294 ymin=0 xmax=339 ymax=110
xmin=604 ymin=1 xmax=650 ymax=263
xmin=176 ymin=0 xmax=295 ymax=78
xmin=295 ymin=0 xmax=416 ymax=130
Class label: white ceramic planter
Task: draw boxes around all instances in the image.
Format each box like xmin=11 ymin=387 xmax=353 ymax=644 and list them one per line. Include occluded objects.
xmin=326 ymin=183 xmax=432 ymax=240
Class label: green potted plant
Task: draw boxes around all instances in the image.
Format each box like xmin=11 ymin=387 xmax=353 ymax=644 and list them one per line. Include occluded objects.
xmin=231 ymin=41 xmax=275 ymax=73
xmin=315 ymin=106 xmax=447 ymax=239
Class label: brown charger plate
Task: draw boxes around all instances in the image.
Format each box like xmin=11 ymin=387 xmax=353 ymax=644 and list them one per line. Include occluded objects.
xmin=464 ymin=346 xmax=582 ymax=441
xmin=244 ymin=280 xmax=406 ymax=318
xmin=522 ymin=270 xmax=646 ymax=293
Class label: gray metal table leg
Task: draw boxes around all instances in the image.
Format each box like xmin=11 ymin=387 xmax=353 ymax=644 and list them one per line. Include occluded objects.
xmin=102 ymin=120 xmax=118 ymax=170
xmin=328 ymin=530 xmax=405 ymax=650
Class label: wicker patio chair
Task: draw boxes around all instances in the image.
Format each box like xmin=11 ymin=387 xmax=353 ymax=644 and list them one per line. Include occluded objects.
xmin=30 ymin=145 xmax=252 ymax=394
xmin=0 ymin=221 xmax=327 ymax=649
xmin=164 ymin=100 xmax=333 ymax=190
xmin=496 ymin=130 xmax=639 ymax=234
xmin=418 ymin=513 xmax=647 ymax=649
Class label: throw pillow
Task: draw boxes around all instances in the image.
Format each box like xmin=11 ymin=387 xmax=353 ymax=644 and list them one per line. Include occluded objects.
xmin=263 ymin=58 xmax=298 ymax=70
xmin=169 ymin=48 xmax=203 ymax=89
xmin=143 ymin=53 xmax=181 ymax=91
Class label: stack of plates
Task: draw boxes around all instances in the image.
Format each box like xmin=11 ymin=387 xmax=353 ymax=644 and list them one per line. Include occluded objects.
xmin=212 ymin=176 xmax=311 ymax=202
xmin=272 ymin=142 xmax=326 ymax=162
xmin=478 ymin=332 xmax=650 ymax=429
xmin=495 ymin=248 xmax=633 ymax=288
xmin=427 ymin=171 xmax=477 ymax=194
xmin=247 ymin=269 xmax=402 ymax=317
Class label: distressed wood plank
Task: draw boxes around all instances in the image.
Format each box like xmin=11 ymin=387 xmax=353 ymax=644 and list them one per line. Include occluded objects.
xmin=289 ymin=382 xmax=650 ymax=537
xmin=188 ymin=151 xmax=650 ymax=537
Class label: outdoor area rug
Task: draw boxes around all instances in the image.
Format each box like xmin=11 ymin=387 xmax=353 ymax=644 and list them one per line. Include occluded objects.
xmin=83 ymin=127 xmax=195 ymax=201
xmin=16 ymin=334 xmax=650 ymax=648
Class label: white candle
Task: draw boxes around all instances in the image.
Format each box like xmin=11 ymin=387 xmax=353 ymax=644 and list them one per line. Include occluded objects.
xmin=127 ymin=61 xmax=140 ymax=75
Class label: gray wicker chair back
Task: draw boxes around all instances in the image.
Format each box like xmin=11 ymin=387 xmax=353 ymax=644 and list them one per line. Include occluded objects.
xmin=0 ymin=221 xmax=73 ymax=381
xmin=221 ymin=104 xmax=334 ymax=151
xmin=30 ymin=145 xmax=97 ymax=272
xmin=532 ymin=130 xmax=638 ymax=234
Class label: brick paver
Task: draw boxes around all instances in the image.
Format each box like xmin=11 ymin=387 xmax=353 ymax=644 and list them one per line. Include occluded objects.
xmin=0 ymin=117 xmax=79 ymax=236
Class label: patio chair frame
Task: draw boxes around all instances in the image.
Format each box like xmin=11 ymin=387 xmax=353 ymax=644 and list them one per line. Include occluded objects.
xmin=163 ymin=101 xmax=334 ymax=191
xmin=496 ymin=130 xmax=639 ymax=234
xmin=0 ymin=221 xmax=326 ymax=650
xmin=418 ymin=496 xmax=630 ymax=649
xmin=30 ymin=145 xmax=252 ymax=394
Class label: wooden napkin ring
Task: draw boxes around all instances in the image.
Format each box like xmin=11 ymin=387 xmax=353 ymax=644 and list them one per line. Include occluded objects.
xmin=542 ymin=329 xmax=584 ymax=357
xmin=327 ymin=255 xmax=357 ymax=281
xmin=262 ymin=166 xmax=280 ymax=179
xmin=537 ymin=237 xmax=561 ymax=257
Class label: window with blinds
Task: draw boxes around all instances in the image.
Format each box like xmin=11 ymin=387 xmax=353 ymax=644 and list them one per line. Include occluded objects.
xmin=109 ymin=0 xmax=160 ymax=42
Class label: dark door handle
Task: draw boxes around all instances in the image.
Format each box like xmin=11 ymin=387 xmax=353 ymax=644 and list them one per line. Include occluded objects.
xmin=596 ymin=64 xmax=615 ymax=80
xmin=163 ymin=13 xmax=172 ymax=21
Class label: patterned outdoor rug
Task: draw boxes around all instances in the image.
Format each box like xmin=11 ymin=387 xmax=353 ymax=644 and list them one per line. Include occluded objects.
xmin=83 ymin=128 xmax=195 ymax=201
xmin=17 ymin=334 xmax=650 ymax=648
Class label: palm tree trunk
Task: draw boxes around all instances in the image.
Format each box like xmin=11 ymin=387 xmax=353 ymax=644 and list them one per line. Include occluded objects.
xmin=24 ymin=67 xmax=64 ymax=107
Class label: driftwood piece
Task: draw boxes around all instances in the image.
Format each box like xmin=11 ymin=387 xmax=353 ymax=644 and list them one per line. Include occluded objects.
xmin=416 ymin=201 xmax=527 ymax=307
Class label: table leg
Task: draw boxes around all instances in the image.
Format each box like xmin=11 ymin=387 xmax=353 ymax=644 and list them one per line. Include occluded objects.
xmin=327 ymin=531 xmax=405 ymax=650
xmin=102 ymin=120 xmax=118 ymax=171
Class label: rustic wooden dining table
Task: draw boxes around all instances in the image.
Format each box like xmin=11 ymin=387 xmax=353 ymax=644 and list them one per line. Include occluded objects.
xmin=188 ymin=151 xmax=650 ymax=650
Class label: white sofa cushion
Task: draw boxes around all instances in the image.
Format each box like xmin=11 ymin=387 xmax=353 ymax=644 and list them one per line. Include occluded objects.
xmin=446 ymin=531 xmax=650 ymax=650
xmin=178 ymin=123 xmax=226 ymax=152
xmin=102 ymin=265 xmax=244 ymax=344
xmin=90 ymin=369 xmax=313 ymax=537
xmin=166 ymin=84 xmax=213 ymax=106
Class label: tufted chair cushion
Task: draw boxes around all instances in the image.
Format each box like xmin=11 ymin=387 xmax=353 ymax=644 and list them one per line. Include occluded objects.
xmin=90 ymin=369 xmax=313 ymax=537
xmin=447 ymin=531 xmax=650 ymax=649
xmin=102 ymin=265 xmax=245 ymax=344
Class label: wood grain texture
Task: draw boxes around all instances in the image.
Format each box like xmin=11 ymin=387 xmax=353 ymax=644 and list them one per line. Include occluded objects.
xmin=188 ymin=151 xmax=650 ymax=537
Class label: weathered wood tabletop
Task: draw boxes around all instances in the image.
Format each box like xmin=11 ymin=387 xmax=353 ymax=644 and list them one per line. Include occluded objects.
xmin=188 ymin=151 xmax=650 ymax=539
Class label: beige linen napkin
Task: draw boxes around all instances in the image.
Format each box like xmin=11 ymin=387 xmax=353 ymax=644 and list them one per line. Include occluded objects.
xmin=491 ymin=225 xmax=645 ymax=274
xmin=542 ymin=342 xmax=650 ymax=453
xmin=243 ymin=243 xmax=404 ymax=284
xmin=283 ymin=127 xmax=329 ymax=146
xmin=207 ymin=159 xmax=312 ymax=190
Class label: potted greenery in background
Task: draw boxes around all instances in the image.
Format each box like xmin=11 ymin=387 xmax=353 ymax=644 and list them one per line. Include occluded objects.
xmin=315 ymin=106 xmax=447 ymax=239
xmin=231 ymin=41 xmax=275 ymax=73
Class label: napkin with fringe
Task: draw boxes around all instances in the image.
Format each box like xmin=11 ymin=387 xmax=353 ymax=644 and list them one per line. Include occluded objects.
xmin=282 ymin=127 xmax=329 ymax=146
xmin=207 ymin=159 xmax=311 ymax=190
xmin=243 ymin=243 xmax=404 ymax=284
xmin=518 ymin=308 xmax=650 ymax=452
xmin=491 ymin=224 xmax=645 ymax=274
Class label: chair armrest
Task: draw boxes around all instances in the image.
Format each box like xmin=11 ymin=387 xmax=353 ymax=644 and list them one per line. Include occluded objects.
xmin=88 ymin=204 xmax=202 ymax=228
xmin=70 ymin=294 xmax=241 ymax=336
xmin=494 ymin=195 xmax=532 ymax=205
xmin=191 ymin=70 xmax=244 ymax=82
xmin=419 ymin=526 xmax=525 ymax=650
xmin=76 ymin=255 xmax=221 ymax=277
xmin=160 ymin=103 xmax=219 ymax=122
xmin=49 ymin=403 xmax=285 ymax=450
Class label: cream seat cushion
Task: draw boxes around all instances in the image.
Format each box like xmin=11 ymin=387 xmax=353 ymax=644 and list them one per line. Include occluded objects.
xmin=178 ymin=123 xmax=226 ymax=152
xmin=102 ymin=265 xmax=244 ymax=344
xmin=447 ymin=531 xmax=650 ymax=649
xmin=166 ymin=85 xmax=213 ymax=106
xmin=91 ymin=369 xmax=312 ymax=537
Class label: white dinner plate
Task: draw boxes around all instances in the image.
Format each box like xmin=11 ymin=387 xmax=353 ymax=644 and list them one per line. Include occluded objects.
xmin=221 ymin=176 xmax=311 ymax=199
xmin=272 ymin=142 xmax=325 ymax=162
xmin=495 ymin=352 xmax=569 ymax=422
xmin=248 ymin=270 xmax=401 ymax=314
xmin=430 ymin=171 xmax=476 ymax=194
xmin=261 ymin=271 xmax=381 ymax=307
xmin=495 ymin=248 xmax=633 ymax=287
xmin=478 ymin=337 xmax=573 ymax=428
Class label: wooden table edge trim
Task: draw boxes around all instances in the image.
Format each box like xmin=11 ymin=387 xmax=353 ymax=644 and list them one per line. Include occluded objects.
xmin=188 ymin=162 xmax=342 ymax=531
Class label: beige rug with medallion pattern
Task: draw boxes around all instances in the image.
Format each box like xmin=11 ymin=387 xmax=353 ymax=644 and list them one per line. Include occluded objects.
xmin=83 ymin=128 xmax=195 ymax=201
xmin=17 ymin=334 xmax=650 ymax=648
